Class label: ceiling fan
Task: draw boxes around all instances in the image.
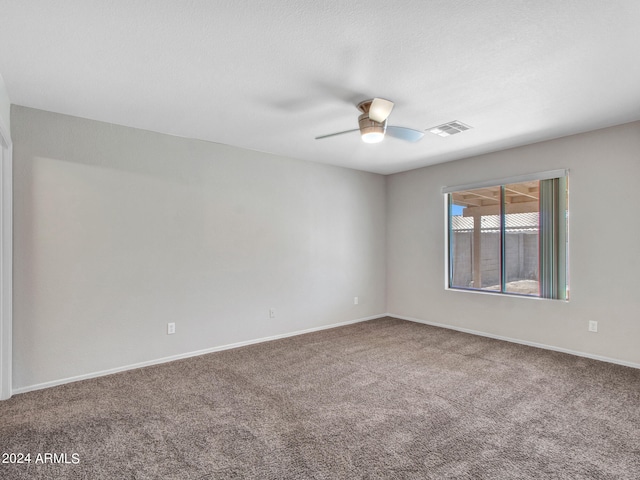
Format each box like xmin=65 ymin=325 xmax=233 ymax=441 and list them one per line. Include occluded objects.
xmin=315 ymin=98 xmax=425 ymax=144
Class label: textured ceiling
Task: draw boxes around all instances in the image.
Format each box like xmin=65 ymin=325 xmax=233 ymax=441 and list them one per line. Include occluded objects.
xmin=1 ymin=0 xmax=639 ymax=174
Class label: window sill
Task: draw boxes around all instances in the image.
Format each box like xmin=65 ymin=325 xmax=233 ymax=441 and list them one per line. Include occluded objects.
xmin=445 ymin=286 xmax=569 ymax=302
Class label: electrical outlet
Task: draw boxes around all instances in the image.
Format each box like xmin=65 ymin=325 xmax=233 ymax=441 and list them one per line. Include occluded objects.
xmin=354 ymin=296 xmax=359 ymax=305
xmin=167 ymin=322 xmax=176 ymax=335
xmin=269 ymin=308 xmax=275 ymax=318
xmin=588 ymin=320 xmax=598 ymax=333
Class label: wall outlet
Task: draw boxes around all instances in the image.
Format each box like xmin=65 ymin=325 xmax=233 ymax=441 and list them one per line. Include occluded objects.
xmin=167 ymin=322 xmax=176 ymax=335
xmin=269 ymin=308 xmax=275 ymax=318
xmin=588 ymin=320 xmax=598 ymax=333
xmin=354 ymin=296 xmax=359 ymax=305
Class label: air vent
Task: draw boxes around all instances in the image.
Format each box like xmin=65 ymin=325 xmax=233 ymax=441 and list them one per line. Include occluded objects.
xmin=428 ymin=121 xmax=472 ymax=137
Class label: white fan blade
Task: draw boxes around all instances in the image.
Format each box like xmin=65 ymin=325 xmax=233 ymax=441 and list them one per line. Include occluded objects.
xmin=386 ymin=126 xmax=425 ymax=142
xmin=315 ymin=129 xmax=359 ymax=140
xmin=369 ymin=98 xmax=394 ymax=123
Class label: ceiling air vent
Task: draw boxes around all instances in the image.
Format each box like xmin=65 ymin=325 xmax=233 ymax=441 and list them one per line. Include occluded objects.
xmin=428 ymin=121 xmax=472 ymax=137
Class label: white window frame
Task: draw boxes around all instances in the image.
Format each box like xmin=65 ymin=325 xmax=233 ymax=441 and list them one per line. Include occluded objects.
xmin=443 ymin=169 xmax=569 ymax=300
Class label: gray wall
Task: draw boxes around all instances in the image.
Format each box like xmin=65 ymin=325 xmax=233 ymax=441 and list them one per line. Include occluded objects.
xmin=12 ymin=106 xmax=387 ymax=390
xmin=11 ymin=104 xmax=640 ymax=391
xmin=387 ymin=121 xmax=640 ymax=365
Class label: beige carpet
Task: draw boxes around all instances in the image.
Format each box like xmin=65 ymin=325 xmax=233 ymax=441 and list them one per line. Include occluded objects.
xmin=1 ymin=317 xmax=639 ymax=479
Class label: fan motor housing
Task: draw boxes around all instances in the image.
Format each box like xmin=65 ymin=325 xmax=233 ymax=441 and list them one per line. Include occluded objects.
xmin=356 ymin=100 xmax=373 ymax=114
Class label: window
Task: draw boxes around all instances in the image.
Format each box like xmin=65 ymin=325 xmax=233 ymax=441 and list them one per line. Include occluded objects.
xmin=444 ymin=170 xmax=568 ymax=300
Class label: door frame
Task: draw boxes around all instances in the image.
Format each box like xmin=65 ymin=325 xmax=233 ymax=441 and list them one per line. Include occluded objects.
xmin=0 ymin=115 xmax=12 ymax=401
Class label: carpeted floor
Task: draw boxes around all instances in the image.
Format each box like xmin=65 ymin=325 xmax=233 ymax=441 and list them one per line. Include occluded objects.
xmin=1 ymin=317 xmax=639 ymax=479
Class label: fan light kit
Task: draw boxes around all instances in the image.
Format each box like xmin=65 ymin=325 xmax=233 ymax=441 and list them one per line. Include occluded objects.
xmin=316 ymin=98 xmax=425 ymax=144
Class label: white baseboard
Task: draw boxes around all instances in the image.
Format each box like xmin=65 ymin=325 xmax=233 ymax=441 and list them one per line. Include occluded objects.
xmin=12 ymin=313 xmax=387 ymax=396
xmin=15 ymin=312 xmax=636 ymax=397
xmin=390 ymin=313 xmax=640 ymax=370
